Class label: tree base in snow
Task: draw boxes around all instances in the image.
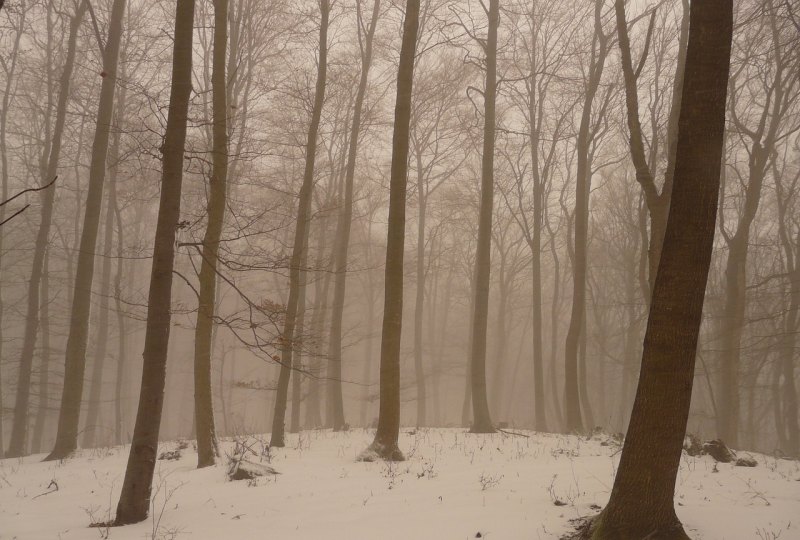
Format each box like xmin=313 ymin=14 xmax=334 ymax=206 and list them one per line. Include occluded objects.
xmin=357 ymin=441 xmax=405 ymax=462
xmin=468 ymin=423 xmax=496 ymax=434
xmin=565 ymin=512 xmax=691 ymax=540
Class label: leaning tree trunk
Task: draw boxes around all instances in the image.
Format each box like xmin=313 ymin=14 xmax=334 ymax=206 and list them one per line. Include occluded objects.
xmin=582 ymin=0 xmax=732 ymax=536
xmin=270 ymin=0 xmax=329 ymax=448
xmin=113 ymin=0 xmax=196 ymax=524
xmin=360 ymin=0 xmax=420 ymax=461
xmin=327 ymin=0 xmax=380 ymax=433
xmin=47 ymin=0 xmax=126 ymax=461
xmin=469 ymin=0 xmax=499 ymax=434
xmin=6 ymin=1 xmax=86 ymax=458
xmin=193 ymin=0 xmax=229 ymax=468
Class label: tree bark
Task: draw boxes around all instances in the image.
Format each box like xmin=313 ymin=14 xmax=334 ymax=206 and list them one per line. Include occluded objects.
xmin=270 ymin=0 xmax=329 ymax=448
xmin=563 ymin=1 xmax=608 ymax=433
xmin=469 ymin=0 xmax=499 ymax=434
xmin=584 ymin=0 xmax=732 ymax=535
xmin=113 ymin=0 xmax=196 ymax=523
xmin=47 ymin=0 xmax=127 ymax=460
xmin=193 ymin=0 xmax=229 ymax=468
xmin=361 ymin=0 xmax=420 ymax=461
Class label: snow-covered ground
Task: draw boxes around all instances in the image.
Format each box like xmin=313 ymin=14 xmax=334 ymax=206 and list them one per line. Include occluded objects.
xmin=1 ymin=429 xmax=798 ymax=539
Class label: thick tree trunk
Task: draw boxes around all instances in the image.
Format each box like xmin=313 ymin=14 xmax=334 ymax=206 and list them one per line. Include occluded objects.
xmin=271 ymin=0 xmax=329 ymax=447
xmin=193 ymin=0 xmax=229 ymax=468
xmin=113 ymin=0 xmax=196 ymax=524
xmin=47 ymin=0 xmax=126 ymax=460
xmin=584 ymin=0 xmax=732 ymax=535
xmin=469 ymin=0 xmax=499 ymax=434
xmin=361 ymin=0 xmax=420 ymax=461
xmin=6 ymin=1 xmax=86 ymax=458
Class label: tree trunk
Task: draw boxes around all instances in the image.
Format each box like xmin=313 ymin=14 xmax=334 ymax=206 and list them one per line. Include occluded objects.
xmin=563 ymin=1 xmax=607 ymax=433
xmin=81 ymin=170 xmax=116 ymax=449
xmin=192 ymin=0 xmax=229 ymax=468
xmin=361 ymin=0 xmax=420 ymax=461
xmin=327 ymin=0 xmax=380 ymax=433
xmin=0 ymin=0 xmax=27 ymax=458
xmin=413 ymin=185 xmax=427 ymax=427
xmin=271 ymin=0 xmax=329 ymax=448
xmin=47 ymin=0 xmax=127 ymax=460
xmin=289 ymin=273 xmax=306 ymax=433
xmin=31 ymin=251 xmax=51 ymax=454
xmin=7 ymin=0 xmax=86 ymax=458
xmin=584 ymin=0 xmax=731 ymax=535
xmin=113 ymin=0 xmax=196 ymax=523
xmin=469 ymin=0 xmax=499 ymax=434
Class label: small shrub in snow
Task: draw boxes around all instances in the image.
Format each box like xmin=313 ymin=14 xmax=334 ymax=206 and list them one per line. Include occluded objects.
xmin=736 ymin=455 xmax=758 ymax=467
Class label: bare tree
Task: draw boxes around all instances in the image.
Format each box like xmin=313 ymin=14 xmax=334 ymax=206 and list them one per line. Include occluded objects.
xmin=6 ymin=0 xmax=87 ymax=458
xmin=359 ymin=0 xmax=421 ymax=461
xmin=47 ymin=0 xmax=127 ymax=461
xmin=577 ymin=0 xmax=732 ymax=535
xmin=114 ymin=0 xmax=196 ymax=524
xmin=271 ymin=0 xmax=330 ymax=448
xmin=327 ymin=0 xmax=381 ymax=432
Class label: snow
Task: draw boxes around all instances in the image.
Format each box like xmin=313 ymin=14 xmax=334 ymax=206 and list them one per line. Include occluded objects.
xmin=1 ymin=429 xmax=798 ymax=539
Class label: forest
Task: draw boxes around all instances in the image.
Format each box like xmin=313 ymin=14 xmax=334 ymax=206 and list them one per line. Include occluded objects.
xmin=0 ymin=0 xmax=798 ymax=538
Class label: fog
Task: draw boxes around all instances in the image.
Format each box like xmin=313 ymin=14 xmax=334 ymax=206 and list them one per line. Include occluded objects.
xmin=0 ymin=0 xmax=797 ymax=482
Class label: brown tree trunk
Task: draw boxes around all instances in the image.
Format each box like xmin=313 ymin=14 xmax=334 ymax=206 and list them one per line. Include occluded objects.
xmin=413 ymin=184 xmax=427 ymax=426
xmin=270 ymin=0 xmax=329 ymax=448
xmin=113 ymin=0 xmax=196 ymax=523
xmin=31 ymin=251 xmax=51 ymax=454
xmin=563 ymin=1 xmax=608 ymax=433
xmin=584 ymin=0 xmax=732 ymax=535
xmin=361 ymin=0 xmax=421 ymax=461
xmin=469 ymin=0 xmax=499 ymax=434
xmin=47 ymin=0 xmax=127 ymax=460
xmin=0 ymin=0 xmax=27 ymax=458
xmin=193 ymin=0 xmax=229 ymax=468
xmin=7 ymin=0 xmax=86 ymax=458
xmin=289 ymin=274 xmax=306 ymax=433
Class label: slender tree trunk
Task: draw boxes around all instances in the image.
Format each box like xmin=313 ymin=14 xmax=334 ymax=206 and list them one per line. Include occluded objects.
xmin=469 ymin=0 xmax=499 ymax=434
xmin=192 ymin=0 xmax=229 ymax=468
xmin=7 ymin=1 xmax=86 ymax=458
xmin=81 ymin=174 xmax=116 ymax=449
xmin=0 ymin=0 xmax=27 ymax=458
xmin=271 ymin=0 xmax=329 ymax=447
xmin=289 ymin=273 xmax=306 ymax=433
xmin=360 ymin=264 xmax=375 ymax=427
xmin=113 ymin=0 xmax=196 ymax=523
xmin=361 ymin=0 xmax=420 ymax=461
xmin=327 ymin=0 xmax=380 ymax=433
xmin=584 ymin=0 xmax=731 ymax=535
xmin=47 ymin=0 xmax=127 ymax=460
xmin=31 ymin=252 xmax=51 ymax=454
xmin=563 ymin=1 xmax=607 ymax=433
xmin=413 ymin=186 xmax=427 ymax=427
